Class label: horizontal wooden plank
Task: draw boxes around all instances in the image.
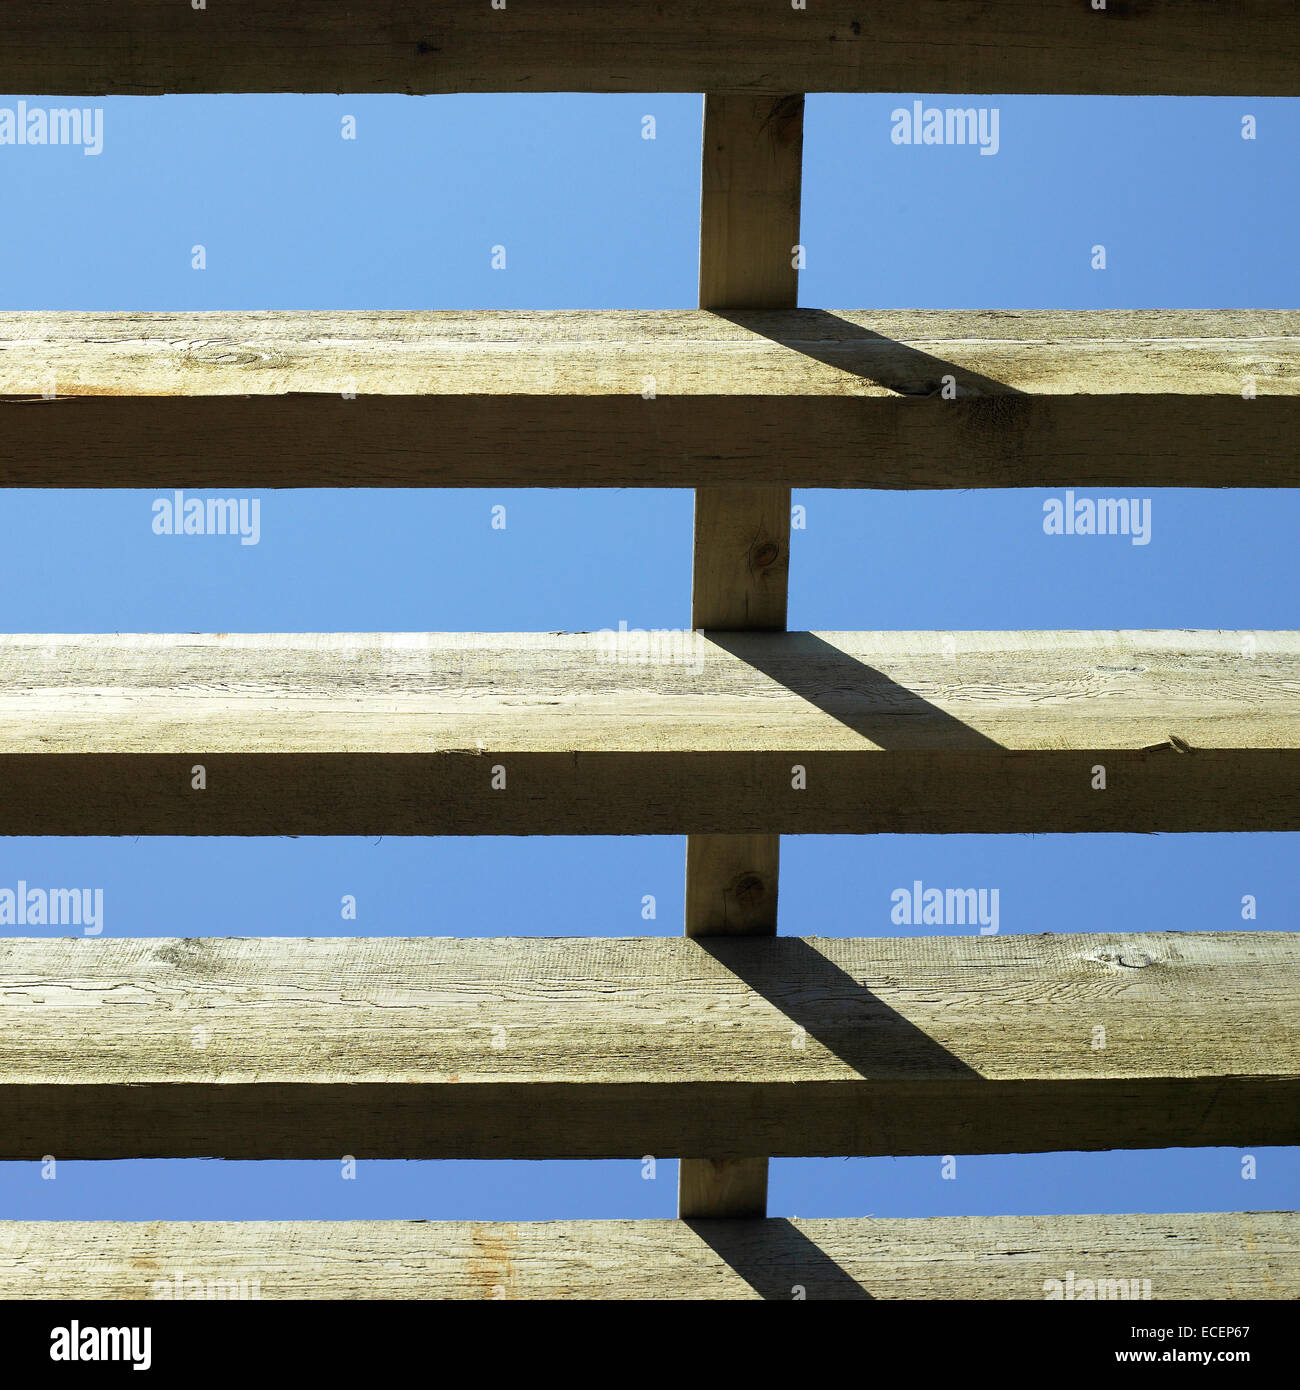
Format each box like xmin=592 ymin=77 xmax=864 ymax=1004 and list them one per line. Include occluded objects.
xmin=0 ymin=630 xmax=1296 ymax=835
xmin=3 ymin=309 xmax=1295 ymax=488
xmin=1 ymin=933 xmax=1296 ymax=1160
xmin=2 ymin=310 xmax=1296 ymax=488
xmin=2 ymin=1213 xmax=1295 ymax=1300
xmin=5 ymin=2 xmax=1297 ymax=94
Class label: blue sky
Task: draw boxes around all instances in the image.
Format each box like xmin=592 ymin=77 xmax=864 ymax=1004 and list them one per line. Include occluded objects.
xmin=0 ymin=92 xmax=1295 ymax=1222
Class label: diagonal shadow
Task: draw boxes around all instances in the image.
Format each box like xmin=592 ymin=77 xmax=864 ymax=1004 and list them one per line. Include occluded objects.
xmin=678 ymin=364 xmax=1011 ymax=1291
xmin=692 ymin=935 xmax=980 ymax=1081
xmin=685 ymin=1216 xmax=873 ymax=1300
xmin=710 ymin=307 xmax=1028 ymax=400
xmin=680 ymin=937 xmax=982 ymax=1299
xmin=704 ymin=630 xmax=1005 ymax=750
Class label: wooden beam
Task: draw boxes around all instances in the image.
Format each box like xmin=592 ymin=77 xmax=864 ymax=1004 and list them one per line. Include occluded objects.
xmin=1 ymin=629 xmax=1297 ymax=836
xmin=699 ymin=97 xmax=803 ymax=315
xmin=680 ymin=833 xmax=779 ymax=1218
xmin=2 ymin=1212 xmax=1295 ymax=1300
xmin=1 ymin=932 xmax=1297 ymax=1160
xmin=691 ymin=486 xmax=791 ymax=628
xmin=692 ymin=96 xmax=801 ymax=630
xmin=3 ymin=310 xmax=1294 ymax=489
xmin=4 ymin=2 xmax=1297 ymax=95
xmin=685 ymin=91 xmax=805 ymax=1217
xmin=685 ymin=836 xmax=780 ymax=937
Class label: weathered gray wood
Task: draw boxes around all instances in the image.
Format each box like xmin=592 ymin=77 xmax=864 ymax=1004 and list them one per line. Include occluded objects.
xmin=4 ymin=2 xmax=1297 ymax=95
xmin=4 ymin=310 xmax=1294 ymax=489
xmin=0 ymin=630 xmax=1295 ymax=836
xmin=1 ymin=933 xmax=1296 ymax=1160
xmin=1 ymin=1213 xmax=1295 ymax=1300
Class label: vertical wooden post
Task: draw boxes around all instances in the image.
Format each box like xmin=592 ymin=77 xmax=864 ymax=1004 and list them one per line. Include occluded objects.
xmin=692 ymin=92 xmax=802 ymax=633
xmin=680 ymin=93 xmax=804 ymax=1220
xmin=697 ymin=94 xmax=804 ymax=313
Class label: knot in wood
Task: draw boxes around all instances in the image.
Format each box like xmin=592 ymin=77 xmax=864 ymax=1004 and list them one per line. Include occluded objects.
xmin=752 ymin=542 xmax=780 ymax=569
xmin=733 ymin=874 xmax=766 ymax=909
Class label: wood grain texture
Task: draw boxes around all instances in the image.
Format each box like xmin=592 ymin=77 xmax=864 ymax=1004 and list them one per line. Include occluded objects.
xmin=692 ymin=486 xmax=791 ymax=628
xmin=699 ymin=96 xmax=802 ymax=313
xmin=2 ymin=1213 xmax=1295 ymax=1300
xmin=685 ymin=836 xmax=779 ymax=937
xmin=4 ymin=2 xmax=1297 ymax=95
xmin=681 ymin=830 xmax=781 ymax=1215
xmin=1 ymin=933 xmax=1296 ymax=1160
xmin=0 ymin=630 xmax=1295 ymax=835
xmin=678 ymin=1159 xmax=768 ymax=1221
xmin=687 ymin=92 xmax=800 ymax=1215
xmin=690 ymin=95 xmax=803 ymax=634
xmin=4 ymin=310 xmax=1294 ymax=489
